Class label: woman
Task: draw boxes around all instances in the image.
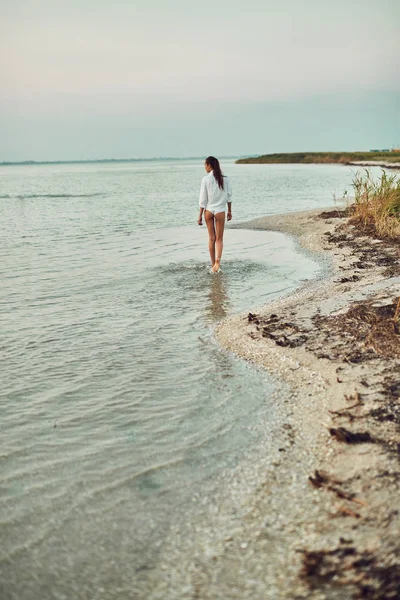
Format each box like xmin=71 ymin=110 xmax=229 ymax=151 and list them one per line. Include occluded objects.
xmin=198 ymin=156 xmax=232 ymax=273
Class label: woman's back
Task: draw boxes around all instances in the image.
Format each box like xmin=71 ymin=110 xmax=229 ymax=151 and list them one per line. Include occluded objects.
xmin=200 ymin=172 xmax=232 ymax=211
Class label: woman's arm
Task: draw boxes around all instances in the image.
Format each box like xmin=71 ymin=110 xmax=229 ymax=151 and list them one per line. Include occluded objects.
xmin=198 ymin=178 xmax=208 ymax=225
xmin=226 ymin=177 xmax=232 ymax=221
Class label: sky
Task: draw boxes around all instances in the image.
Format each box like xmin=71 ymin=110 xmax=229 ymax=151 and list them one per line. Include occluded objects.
xmin=0 ymin=0 xmax=399 ymax=161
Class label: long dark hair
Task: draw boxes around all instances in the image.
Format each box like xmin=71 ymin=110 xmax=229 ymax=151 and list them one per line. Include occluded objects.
xmin=205 ymin=156 xmax=224 ymax=190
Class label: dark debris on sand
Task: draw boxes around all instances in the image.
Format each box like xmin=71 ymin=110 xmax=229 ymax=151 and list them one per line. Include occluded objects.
xmin=328 ymin=427 xmax=374 ymax=444
xmin=299 ymin=545 xmax=400 ymax=599
xmin=247 ymin=312 xmax=309 ymax=349
xmin=248 ymin=213 xmax=400 ymax=600
xmin=318 ymin=208 xmax=353 ymax=219
xmin=248 ymin=296 xmax=400 ymax=363
xmin=311 ymin=297 xmax=400 ymax=362
xmin=323 ymin=218 xmax=400 ymax=278
xmin=247 ymin=297 xmax=400 ymax=445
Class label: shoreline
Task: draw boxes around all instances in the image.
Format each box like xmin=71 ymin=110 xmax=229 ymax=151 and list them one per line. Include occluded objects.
xmin=148 ymin=207 xmax=400 ymax=599
xmin=349 ymin=161 xmax=400 ymax=170
xmin=235 ymin=152 xmax=400 ymax=170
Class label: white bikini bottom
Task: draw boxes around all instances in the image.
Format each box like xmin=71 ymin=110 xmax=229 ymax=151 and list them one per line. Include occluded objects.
xmin=205 ymin=206 xmax=226 ymax=216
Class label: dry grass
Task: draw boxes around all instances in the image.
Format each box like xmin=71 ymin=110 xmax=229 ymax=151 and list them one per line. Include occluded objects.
xmin=349 ymin=170 xmax=400 ymax=239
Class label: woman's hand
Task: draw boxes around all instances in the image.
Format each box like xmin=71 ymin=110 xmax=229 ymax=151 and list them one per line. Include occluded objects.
xmin=198 ymin=207 xmax=204 ymax=225
xmin=227 ymin=210 xmax=232 ymax=221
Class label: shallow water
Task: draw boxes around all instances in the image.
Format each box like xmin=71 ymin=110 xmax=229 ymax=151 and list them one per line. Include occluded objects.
xmin=0 ymin=159 xmax=366 ymax=598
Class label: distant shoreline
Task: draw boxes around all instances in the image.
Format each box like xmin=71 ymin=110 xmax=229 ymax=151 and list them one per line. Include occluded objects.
xmin=0 ymin=156 xmax=242 ymax=167
xmin=3 ymin=153 xmax=399 ymax=170
xmin=236 ymin=151 xmax=400 ymax=169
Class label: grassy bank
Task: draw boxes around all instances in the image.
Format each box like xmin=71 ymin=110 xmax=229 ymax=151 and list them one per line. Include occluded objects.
xmin=236 ymin=151 xmax=400 ymax=164
xmin=350 ymin=169 xmax=400 ymax=239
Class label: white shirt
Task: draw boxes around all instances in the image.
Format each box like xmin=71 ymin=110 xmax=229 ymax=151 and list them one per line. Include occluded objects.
xmin=199 ymin=171 xmax=232 ymax=213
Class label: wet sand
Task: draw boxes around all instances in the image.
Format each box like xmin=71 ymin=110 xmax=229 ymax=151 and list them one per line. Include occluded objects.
xmin=147 ymin=207 xmax=400 ymax=600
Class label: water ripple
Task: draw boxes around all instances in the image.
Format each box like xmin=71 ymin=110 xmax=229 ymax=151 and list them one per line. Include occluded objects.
xmin=0 ymin=160 xmax=336 ymax=596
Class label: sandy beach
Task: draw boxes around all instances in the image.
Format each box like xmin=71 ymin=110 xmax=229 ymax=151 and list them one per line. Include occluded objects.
xmin=147 ymin=207 xmax=400 ymax=600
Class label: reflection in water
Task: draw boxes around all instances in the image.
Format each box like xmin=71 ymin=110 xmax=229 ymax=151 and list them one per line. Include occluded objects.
xmin=204 ymin=272 xmax=230 ymax=322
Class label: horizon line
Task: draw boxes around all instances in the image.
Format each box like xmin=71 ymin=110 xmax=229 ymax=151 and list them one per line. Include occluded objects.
xmin=0 ymin=155 xmax=248 ymax=167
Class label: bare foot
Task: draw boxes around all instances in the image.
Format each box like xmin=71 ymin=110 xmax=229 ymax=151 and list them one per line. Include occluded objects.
xmin=212 ymin=258 xmax=221 ymax=273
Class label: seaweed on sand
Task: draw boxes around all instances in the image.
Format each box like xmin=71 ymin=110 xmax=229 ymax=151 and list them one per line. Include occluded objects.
xmin=299 ymin=545 xmax=400 ymax=599
xmin=311 ymin=297 xmax=400 ymax=362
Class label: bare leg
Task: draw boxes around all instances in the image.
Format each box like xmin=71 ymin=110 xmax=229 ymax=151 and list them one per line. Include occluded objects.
xmin=212 ymin=212 xmax=226 ymax=272
xmin=204 ymin=210 xmax=216 ymax=266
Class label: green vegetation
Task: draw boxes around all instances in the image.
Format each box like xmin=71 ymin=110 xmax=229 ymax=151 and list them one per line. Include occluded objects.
xmin=350 ymin=169 xmax=400 ymax=239
xmin=236 ymin=152 xmax=400 ymax=165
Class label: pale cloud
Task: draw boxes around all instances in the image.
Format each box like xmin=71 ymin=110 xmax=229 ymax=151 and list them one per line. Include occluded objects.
xmin=2 ymin=0 xmax=399 ymax=100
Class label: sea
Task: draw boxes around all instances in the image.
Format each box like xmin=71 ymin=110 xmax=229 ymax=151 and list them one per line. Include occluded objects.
xmin=0 ymin=158 xmax=364 ymax=598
